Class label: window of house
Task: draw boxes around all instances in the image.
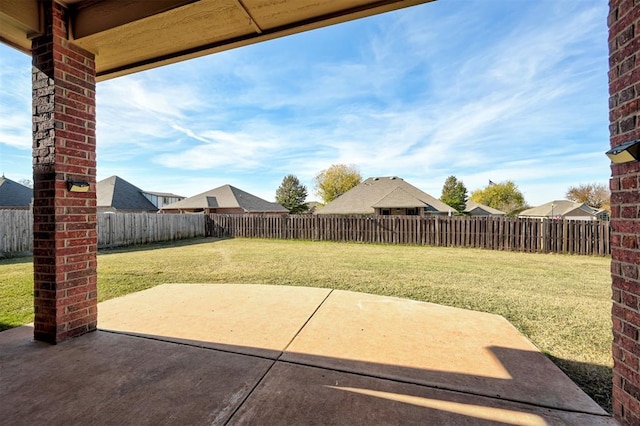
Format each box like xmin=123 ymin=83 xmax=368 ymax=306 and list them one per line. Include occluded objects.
xmin=381 ymin=209 xmax=391 ymax=216
xmin=406 ymin=208 xmax=419 ymax=215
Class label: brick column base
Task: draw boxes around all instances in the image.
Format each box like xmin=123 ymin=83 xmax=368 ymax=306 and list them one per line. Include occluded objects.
xmin=32 ymin=1 xmax=98 ymax=344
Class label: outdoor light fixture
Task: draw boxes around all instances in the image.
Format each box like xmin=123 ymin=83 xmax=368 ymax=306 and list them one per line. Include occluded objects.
xmin=606 ymin=139 xmax=640 ymax=163
xmin=67 ymin=180 xmax=90 ymax=193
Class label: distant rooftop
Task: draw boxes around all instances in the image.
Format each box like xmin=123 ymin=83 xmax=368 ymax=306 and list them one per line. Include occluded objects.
xmin=0 ymin=176 xmax=33 ymax=208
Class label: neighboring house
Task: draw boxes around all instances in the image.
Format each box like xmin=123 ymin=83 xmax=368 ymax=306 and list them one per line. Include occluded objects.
xmin=305 ymin=201 xmax=322 ymax=214
xmin=316 ymin=176 xmax=451 ymax=216
xmin=464 ymin=200 xmax=506 ymax=217
xmin=518 ymin=200 xmax=597 ymax=221
xmin=161 ymin=184 xmax=288 ymax=215
xmin=142 ymin=191 xmax=185 ymax=209
xmin=0 ymin=176 xmax=32 ymax=210
xmin=97 ymin=176 xmax=158 ymax=213
xmin=595 ymin=209 xmax=611 ymax=221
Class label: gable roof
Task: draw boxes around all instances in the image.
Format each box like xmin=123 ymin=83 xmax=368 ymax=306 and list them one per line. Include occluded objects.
xmin=371 ymin=187 xmax=428 ymax=208
xmin=464 ymin=200 xmax=506 ymax=216
xmin=317 ymin=177 xmax=450 ymax=215
xmin=518 ymin=200 xmax=596 ymax=218
xmin=161 ymin=185 xmax=287 ymax=213
xmin=97 ymin=176 xmax=158 ymax=212
xmin=0 ymin=176 xmax=32 ymax=208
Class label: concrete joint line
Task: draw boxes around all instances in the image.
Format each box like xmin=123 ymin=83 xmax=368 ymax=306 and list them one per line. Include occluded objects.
xmin=280 ymin=288 xmax=335 ymax=357
xmin=223 ymin=289 xmax=335 ymax=425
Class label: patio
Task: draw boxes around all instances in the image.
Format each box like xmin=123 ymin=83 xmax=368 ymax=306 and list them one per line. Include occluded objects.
xmin=0 ymin=284 xmax=614 ymax=425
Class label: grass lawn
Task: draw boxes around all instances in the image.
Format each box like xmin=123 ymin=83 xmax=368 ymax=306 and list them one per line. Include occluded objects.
xmin=0 ymin=237 xmax=613 ymax=412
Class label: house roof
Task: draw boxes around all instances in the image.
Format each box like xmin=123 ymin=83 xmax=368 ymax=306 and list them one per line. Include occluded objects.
xmin=372 ymin=188 xmax=429 ymax=208
xmin=0 ymin=176 xmax=32 ymax=207
xmin=518 ymin=200 xmax=596 ymax=218
xmin=97 ymin=176 xmax=158 ymax=212
xmin=464 ymin=200 xmax=506 ymax=216
xmin=143 ymin=191 xmax=184 ymax=198
xmin=161 ymin=185 xmax=287 ymax=213
xmin=317 ymin=177 xmax=451 ymax=215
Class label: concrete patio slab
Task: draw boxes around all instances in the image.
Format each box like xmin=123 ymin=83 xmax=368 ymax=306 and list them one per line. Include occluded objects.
xmin=231 ymin=362 xmax=614 ymax=426
xmin=0 ymin=325 xmax=273 ymax=425
xmin=98 ymin=284 xmax=331 ymax=358
xmin=0 ymin=284 xmax=614 ymax=425
xmin=281 ymin=289 xmax=605 ymax=414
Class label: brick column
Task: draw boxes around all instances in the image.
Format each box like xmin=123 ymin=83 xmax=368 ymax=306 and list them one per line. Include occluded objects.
xmin=31 ymin=1 xmax=97 ymax=344
xmin=609 ymin=1 xmax=640 ymax=424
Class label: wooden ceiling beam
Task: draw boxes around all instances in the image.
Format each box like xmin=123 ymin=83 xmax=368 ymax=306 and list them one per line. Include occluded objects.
xmin=234 ymin=0 xmax=263 ymax=34
xmin=70 ymin=0 xmax=201 ymax=40
xmin=0 ymin=0 xmax=42 ymax=52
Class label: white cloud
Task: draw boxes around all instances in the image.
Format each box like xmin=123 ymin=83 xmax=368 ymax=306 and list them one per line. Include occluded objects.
xmin=0 ymin=53 xmax=32 ymax=151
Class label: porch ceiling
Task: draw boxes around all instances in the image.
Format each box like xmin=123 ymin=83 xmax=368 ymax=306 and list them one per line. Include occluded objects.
xmin=0 ymin=0 xmax=434 ymax=81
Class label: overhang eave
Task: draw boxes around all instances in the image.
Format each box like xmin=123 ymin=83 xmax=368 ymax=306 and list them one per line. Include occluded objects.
xmin=0 ymin=0 xmax=435 ymax=81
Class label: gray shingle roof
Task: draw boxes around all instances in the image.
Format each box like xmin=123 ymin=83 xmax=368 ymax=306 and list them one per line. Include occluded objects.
xmin=371 ymin=188 xmax=428 ymax=208
xmin=518 ymin=200 xmax=596 ymax=218
xmin=316 ymin=177 xmax=450 ymax=215
xmin=161 ymin=184 xmax=287 ymax=213
xmin=97 ymin=176 xmax=158 ymax=212
xmin=464 ymin=200 xmax=506 ymax=216
xmin=0 ymin=176 xmax=32 ymax=208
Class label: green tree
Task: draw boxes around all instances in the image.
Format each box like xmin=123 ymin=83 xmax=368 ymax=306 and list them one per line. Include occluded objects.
xmin=275 ymin=174 xmax=309 ymax=214
xmin=565 ymin=182 xmax=610 ymax=210
xmin=314 ymin=164 xmax=362 ymax=204
xmin=440 ymin=176 xmax=468 ymax=213
xmin=470 ymin=180 xmax=526 ymax=216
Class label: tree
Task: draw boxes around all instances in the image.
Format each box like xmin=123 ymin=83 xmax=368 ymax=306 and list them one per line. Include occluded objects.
xmin=565 ymin=183 xmax=610 ymax=210
xmin=440 ymin=176 xmax=468 ymax=213
xmin=314 ymin=164 xmax=362 ymax=204
xmin=470 ymin=180 xmax=526 ymax=215
xmin=275 ymin=174 xmax=309 ymax=214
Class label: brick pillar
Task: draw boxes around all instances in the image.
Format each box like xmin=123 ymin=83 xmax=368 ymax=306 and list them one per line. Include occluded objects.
xmin=31 ymin=1 xmax=98 ymax=344
xmin=609 ymin=1 xmax=640 ymax=424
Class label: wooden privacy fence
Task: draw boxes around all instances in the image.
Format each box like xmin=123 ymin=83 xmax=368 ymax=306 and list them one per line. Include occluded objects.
xmin=0 ymin=211 xmax=205 ymax=256
xmin=208 ymin=214 xmax=611 ymax=256
xmin=0 ymin=210 xmax=32 ymax=256
xmin=0 ymin=211 xmax=612 ymax=257
xmin=99 ymin=212 xmax=205 ymax=248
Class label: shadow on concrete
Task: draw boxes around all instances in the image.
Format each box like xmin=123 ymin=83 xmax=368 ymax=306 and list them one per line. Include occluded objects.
xmin=547 ymin=354 xmax=613 ymax=414
xmin=0 ymin=327 xmax=614 ymax=425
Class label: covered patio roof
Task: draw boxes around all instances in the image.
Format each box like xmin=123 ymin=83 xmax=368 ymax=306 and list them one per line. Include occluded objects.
xmin=0 ymin=0 xmax=433 ymax=81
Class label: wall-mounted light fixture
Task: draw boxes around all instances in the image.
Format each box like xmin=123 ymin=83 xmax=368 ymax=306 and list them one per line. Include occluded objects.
xmin=67 ymin=180 xmax=90 ymax=192
xmin=606 ymin=139 xmax=640 ymax=163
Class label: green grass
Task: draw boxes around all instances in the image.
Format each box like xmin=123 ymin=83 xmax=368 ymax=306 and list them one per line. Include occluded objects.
xmin=0 ymin=237 xmax=613 ymax=412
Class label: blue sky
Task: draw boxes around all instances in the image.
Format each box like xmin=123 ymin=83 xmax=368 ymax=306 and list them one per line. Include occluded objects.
xmin=0 ymin=0 xmax=609 ymax=206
